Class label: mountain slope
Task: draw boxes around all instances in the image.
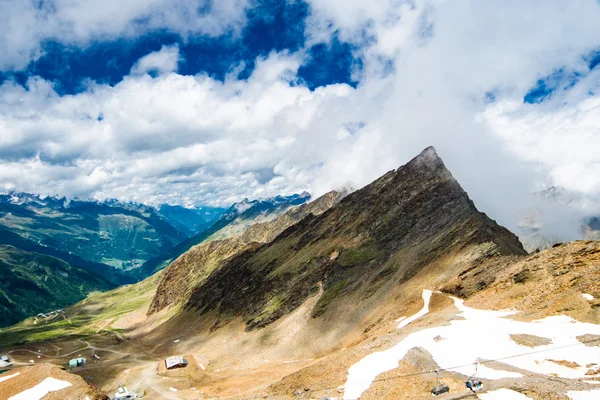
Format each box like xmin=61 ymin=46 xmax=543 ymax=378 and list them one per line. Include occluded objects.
xmin=0 ymin=194 xmax=187 ymax=274
xmin=0 ymin=244 xmax=113 ymax=327
xmin=149 ymin=190 xmax=342 ymax=315
xmin=134 ymin=193 xmax=312 ymax=280
xmin=166 ymin=147 xmax=525 ymax=332
xmin=0 ymin=227 xmax=132 ymax=285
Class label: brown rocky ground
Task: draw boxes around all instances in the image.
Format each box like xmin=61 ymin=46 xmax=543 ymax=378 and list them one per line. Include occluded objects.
xmin=443 ymin=240 xmax=600 ymax=323
xmin=0 ymin=363 xmax=107 ymax=400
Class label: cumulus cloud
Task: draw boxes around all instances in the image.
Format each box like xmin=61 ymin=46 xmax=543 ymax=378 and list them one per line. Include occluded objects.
xmin=1 ymin=0 xmax=600 ymax=244
xmin=0 ymin=0 xmax=250 ymax=70
xmin=0 ymin=51 xmax=354 ymax=206
xmin=130 ymin=44 xmax=182 ymax=76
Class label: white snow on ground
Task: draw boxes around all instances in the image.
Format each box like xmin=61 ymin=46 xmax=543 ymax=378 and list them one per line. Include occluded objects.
xmin=582 ymin=294 xmax=594 ymax=301
xmin=476 ymin=364 xmax=522 ymax=379
xmin=568 ymin=390 xmax=600 ymax=399
xmin=479 ymin=388 xmax=532 ymax=399
xmin=397 ymin=290 xmax=433 ymax=329
xmin=343 ymin=290 xmax=600 ymax=400
xmin=0 ymin=372 xmax=20 ymax=383
xmin=8 ymin=377 xmax=72 ymax=400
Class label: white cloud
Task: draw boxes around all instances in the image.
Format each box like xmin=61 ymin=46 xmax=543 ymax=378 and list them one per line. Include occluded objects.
xmin=1 ymin=0 xmax=600 ymax=243
xmin=0 ymin=0 xmax=250 ymax=70
xmin=0 ymin=51 xmax=354 ymax=206
xmin=130 ymin=44 xmax=182 ymax=75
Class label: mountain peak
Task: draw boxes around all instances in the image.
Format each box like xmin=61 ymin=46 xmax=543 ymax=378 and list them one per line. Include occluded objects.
xmin=404 ymin=145 xmax=446 ymax=172
xmin=181 ymin=147 xmax=525 ymax=331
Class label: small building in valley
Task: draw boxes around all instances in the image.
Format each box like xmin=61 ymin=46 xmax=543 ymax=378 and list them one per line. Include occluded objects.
xmin=114 ymin=386 xmax=140 ymax=399
xmin=165 ymin=356 xmax=188 ymax=370
xmin=0 ymin=354 xmax=11 ymax=367
xmin=68 ymin=357 xmax=86 ymax=368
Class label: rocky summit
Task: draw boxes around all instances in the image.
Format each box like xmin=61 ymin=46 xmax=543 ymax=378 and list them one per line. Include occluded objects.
xmin=179 ymin=146 xmax=525 ymax=331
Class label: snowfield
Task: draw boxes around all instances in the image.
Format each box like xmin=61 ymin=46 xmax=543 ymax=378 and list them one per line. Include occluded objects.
xmin=344 ymin=290 xmax=600 ymax=399
xmin=8 ymin=377 xmax=72 ymax=400
xmin=568 ymin=390 xmax=600 ymax=399
xmin=0 ymin=372 xmax=20 ymax=383
xmin=479 ymin=388 xmax=531 ymax=399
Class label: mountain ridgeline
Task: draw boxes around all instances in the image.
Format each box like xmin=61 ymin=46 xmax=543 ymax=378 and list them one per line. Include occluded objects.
xmin=133 ymin=193 xmax=312 ymax=280
xmin=153 ymin=147 xmax=526 ymax=332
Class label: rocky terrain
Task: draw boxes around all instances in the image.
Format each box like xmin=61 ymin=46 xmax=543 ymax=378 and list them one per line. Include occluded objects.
xmin=0 ymin=363 xmax=107 ymax=400
xmin=2 ymin=147 xmax=600 ymax=399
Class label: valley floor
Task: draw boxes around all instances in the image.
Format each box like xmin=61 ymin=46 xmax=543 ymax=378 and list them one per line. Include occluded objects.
xmin=3 ymin=288 xmax=600 ymax=400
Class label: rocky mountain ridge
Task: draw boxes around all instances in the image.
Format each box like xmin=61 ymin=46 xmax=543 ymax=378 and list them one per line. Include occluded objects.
xmin=147 ymin=147 xmax=525 ymax=339
xmin=133 ymin=192 xmax=313 ymax=280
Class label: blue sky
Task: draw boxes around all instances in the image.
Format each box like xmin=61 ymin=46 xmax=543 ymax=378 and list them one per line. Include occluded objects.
xmin=0 ymin=0 xmax=357 ymax=94
xmin=1 ymin=0 xmax=600 ymax=238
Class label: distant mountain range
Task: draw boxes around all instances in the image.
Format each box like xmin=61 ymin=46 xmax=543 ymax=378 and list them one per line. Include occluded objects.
xmin=132 ymin=192 xmax=312 ymax=280
xmin=0 ymin=191 xmax=311 ymax=325
xmin=0 ymin=193 xmax=187 ymax=272
xmin=157 ymin=204 xmax=226 ymax=238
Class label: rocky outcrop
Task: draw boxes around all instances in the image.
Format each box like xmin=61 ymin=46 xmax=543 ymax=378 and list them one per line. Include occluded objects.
xmin=443 ymin=240 xmax=600 ymax=323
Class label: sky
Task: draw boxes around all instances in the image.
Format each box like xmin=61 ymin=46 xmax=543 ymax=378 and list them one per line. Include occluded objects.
xmin=1 ymin=0 xmax=600 ymax=238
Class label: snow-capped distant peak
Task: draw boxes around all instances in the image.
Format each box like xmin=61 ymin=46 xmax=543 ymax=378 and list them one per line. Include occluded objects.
xmin=233 ymin=199 xmax=255 ymax=214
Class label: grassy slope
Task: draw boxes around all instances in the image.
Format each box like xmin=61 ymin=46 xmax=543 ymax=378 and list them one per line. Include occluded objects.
xmin=0 ymin=270 xmax=162 ymax=345
xmin=0 ymin=245 xmax=114 ymax=328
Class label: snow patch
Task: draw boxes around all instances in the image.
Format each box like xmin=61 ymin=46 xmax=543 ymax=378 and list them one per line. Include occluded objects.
xmin=479 ymin=388 xmax=531 ymax=399
xmin=397 ymin=290 xmax=433 ymax=329
xmin=476 ymin=364 xmax=523 ymax=379
xmin=568 ymin=390 xmax=600 ymax=399
xmin=343 ymin=290 xmax=600 ymax=400
xmin=0 ymin=372 xmax=20 ymax=383
xmin=8 ymin=377 xmax=72 ymax=400
xmin=582 ymin=294 xmax=594 ymax=301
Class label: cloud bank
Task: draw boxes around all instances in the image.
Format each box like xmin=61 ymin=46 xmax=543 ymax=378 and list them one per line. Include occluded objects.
xmin=1 ymin=0 xmax=600 ymax=239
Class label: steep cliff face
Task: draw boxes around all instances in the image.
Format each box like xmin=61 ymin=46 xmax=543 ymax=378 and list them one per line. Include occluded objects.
xmin=179 ymin=147 xmax=525 ymax=330
xmin=148 ymin=191 xmax=343 ymax=315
